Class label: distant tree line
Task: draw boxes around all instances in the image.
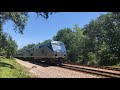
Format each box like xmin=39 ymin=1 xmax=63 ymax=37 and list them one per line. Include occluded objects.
xmin=17 ymin=39 xmax=52 ymax=53
xmin=20 ymin=12 xmax=120 ymax=66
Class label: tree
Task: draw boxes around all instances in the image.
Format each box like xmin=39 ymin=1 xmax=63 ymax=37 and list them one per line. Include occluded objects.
xmin=0 ymin=32 xmax=18 ymax=58
xmin=6 ymin=35 xmax=18 ymax=58
xmin=0 ymin=12 xmax=54 ymax=34
xmin=53 ymin=28 xmax=74 ymax=50
xmin=36 ymin=39 xmax=52 ymax=46
xmin=40 ymin=39 xmax=52 ymax=45
xmin=26 ymin=43 xmax=36 ymax=49
xmin=0 ymin=12 xmax=28 ymax=34
xmin=68 ymin=24 xmax=87 ymax=62
xmin=18 ymin=39 xmax=52 ymax=53
xmin=0 ymin=32 xmax=8 ymax=53
xmin=83 ymin=12 xmax=120 ymax=66
xmin=36 ymin=42 xmax=41 ymax=46
xmin=53 ymin=26 xmax=87 ymax=63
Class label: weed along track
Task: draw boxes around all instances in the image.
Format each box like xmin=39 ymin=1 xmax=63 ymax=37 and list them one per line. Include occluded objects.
xmin=60 ymin=64 xmax=120 ymax=78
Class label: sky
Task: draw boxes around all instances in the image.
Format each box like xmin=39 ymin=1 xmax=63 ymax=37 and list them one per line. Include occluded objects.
xmin=3 ymin=12 xmax=107 ymax=49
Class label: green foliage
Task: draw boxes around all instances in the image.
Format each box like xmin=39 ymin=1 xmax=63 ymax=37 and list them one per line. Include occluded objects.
xmin=5 ymin=35 xmax=18 ymax=58
xmin=25 ymin=43 xmax=36 ymax=49
xmin=40 ymin=39 xmax=52 ymax=45
xmin=87 ymin=52 xmax=98 ymax=66
xmin=0 ymin=32 xmax=18 ymax=59
xmin=83 ymin=12 xmax=120 ymax=66
xmin=36 ymin=42 xmax=41 ymax=46
xmin=0 ymin=12 xmax=54 ymax=34
xmin=53 ymin=25 xmax=87 ymax=63
xmin=0 ymin=12 xmax=28 ymax=34
xmin=36 ymin=12 xmax=55 ymax=20
xmin=0 ymin=58 xmax=29 ymax=78
xmin=53 ymin=12 xmax=120 ymax=66
xmin=18 ymin=39 xmax=52 ymax=53
xmin=53 ymin=28 xmax=74 ymax=50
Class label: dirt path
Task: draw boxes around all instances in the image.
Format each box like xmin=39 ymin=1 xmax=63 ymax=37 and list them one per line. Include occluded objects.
xmin=16 ymin=59 xmax=103 ymax=78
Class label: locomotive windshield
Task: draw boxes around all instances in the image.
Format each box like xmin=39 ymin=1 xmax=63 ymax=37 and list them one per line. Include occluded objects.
xmin=52 ymin=43 xmax=66 ymax=53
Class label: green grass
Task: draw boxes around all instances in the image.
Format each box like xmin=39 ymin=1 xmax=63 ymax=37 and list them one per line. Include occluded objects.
xmin=0 ymin=57 xmax=30 ymax=78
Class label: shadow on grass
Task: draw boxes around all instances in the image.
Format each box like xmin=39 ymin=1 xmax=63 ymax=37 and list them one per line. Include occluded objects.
xmin=0 ymin=62 xmax=15 ymax=69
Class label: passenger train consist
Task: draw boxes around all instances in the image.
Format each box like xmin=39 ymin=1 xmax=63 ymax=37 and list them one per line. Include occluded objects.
xmin=15 ymin=41 xmax=67 ymax=65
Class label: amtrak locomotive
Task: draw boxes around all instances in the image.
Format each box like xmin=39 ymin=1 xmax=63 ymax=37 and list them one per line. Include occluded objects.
xmin=15 ymin=41 xmax=67 ymax=65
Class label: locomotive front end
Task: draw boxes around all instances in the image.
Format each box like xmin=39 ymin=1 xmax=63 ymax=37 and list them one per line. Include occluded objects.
xmin=51 ymin=41 xmax=67 ymax=65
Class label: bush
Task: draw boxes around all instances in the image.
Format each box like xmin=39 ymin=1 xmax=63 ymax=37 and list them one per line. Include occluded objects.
xmin=99 ymin=53 xmax=119 ymax=66
xmin=87 ymin=52 xmax=98 ymax=66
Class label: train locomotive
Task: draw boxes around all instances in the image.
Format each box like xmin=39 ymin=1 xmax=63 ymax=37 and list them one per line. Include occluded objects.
xmin=15 ymin=41 xmax=67 ymax=65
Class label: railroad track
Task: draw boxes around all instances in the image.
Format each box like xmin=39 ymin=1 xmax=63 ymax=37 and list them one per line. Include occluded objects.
xmin=67 ymin=63 xmax=120 ymax=72
xmin=60 ymin=64 xmax=120 ymax=78
xmin=96 ymin=66 xmax=120 ymax=71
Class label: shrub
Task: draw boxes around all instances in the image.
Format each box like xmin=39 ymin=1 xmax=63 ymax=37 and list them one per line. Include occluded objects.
xmin=87 ymin=52 xmax=98 ymax=66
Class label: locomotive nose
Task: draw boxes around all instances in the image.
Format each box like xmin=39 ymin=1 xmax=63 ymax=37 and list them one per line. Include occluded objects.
xmin=55 ymin=52 xmax=66 ymax=58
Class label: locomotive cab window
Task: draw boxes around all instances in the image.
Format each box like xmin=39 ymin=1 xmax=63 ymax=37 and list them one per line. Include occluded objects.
xmin=51 ymin=42 xmax=66 ymax=53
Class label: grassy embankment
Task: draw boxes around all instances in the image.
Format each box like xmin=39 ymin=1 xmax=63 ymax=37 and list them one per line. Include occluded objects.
xmin=0 ymin=57 xmax=29 ymax=78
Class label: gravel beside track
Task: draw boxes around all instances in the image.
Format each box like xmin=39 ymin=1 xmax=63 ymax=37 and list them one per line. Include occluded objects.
xmin=16 ymin=59 xmax=103 ymax=78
